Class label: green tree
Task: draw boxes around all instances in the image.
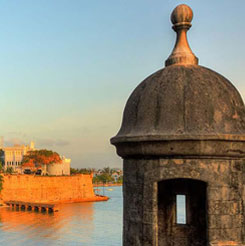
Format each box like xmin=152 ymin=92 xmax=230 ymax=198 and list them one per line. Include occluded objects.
xmin=0 ymin=174 xmax=3 ymax=192
xmin=70 ymin=167 xmax=95 ymax=175
xmin=0 ymin=161 xmax=3 ymax=173
xmin=70 ymin=168 xmax=79 ymax=175
xmin=5 ymin=167 xmax=13 ymax=174
xmin=93 ymin=173 xmax=114 ymax=184
xmin=93 ymin=176 xmax=100 ymax=183
xmin=117 ymin=176 xmax=123 ymax=184
xmin=102 ymin=167 xmax=110 ymax=174
xmin=22 ymin=149 xmax=62 ymax=167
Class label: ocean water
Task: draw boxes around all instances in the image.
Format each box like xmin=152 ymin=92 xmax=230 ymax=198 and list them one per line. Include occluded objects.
xmin=0 ymin=186 xmax=123 ymax=246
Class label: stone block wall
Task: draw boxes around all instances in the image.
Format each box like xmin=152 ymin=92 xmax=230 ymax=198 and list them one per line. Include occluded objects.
xmin=1 ymin=174 xmax=95 ymax=203
xmin=123 ymin=158 xmax=245 ymax=246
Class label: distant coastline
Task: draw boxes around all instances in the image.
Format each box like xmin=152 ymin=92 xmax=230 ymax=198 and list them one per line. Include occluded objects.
xmin=93 ymin=183 xmax=122 ymax=187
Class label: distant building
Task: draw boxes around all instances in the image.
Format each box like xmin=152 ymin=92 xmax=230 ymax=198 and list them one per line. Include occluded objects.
xmin=111 ymin=172 xmax=119 ymax=182
xmin=3 ymin=141 xmax=35 ymax=172
xmin=2 ymin=139 xmax=71 ymax=176
xmin=42 ymin=156 xmax=71 ymax=176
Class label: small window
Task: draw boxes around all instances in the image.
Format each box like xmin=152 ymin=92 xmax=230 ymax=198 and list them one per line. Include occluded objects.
xmin=176 ymin=194 xmax=186 ymax=224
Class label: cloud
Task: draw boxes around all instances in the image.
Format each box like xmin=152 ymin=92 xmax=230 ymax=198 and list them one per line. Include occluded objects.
xmin=7 ymin=131 xmax=27 ymax=138
xmin=35 ymin=138 xmax=70 ymax=148
xmin=4 ymin=138 xmax=25 ymax=146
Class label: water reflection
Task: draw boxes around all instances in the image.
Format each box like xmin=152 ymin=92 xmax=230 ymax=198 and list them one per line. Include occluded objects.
xmin=0 ymin=186 xmax=122 ymax=246
xmin=0 ymin=203 xmax=94 ymax=245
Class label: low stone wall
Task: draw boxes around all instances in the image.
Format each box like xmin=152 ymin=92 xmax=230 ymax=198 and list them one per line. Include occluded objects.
xmin=1 ymin=174 xmax=96 ymax=203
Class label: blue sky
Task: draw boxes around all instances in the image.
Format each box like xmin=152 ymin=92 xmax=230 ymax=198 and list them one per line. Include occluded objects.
xmin=0 ymin=0 xmax=244 ymax=168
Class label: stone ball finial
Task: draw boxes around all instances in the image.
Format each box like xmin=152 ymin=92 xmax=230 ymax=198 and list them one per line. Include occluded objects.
xmin=171 ymin=4 xmax=193 ymax=27
xmin=165 ymin=4 xmax=198 ymax=66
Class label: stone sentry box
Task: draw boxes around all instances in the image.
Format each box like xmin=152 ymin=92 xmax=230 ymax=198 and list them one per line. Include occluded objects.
xmin=111 ymin=4 xmax=245 ymax=246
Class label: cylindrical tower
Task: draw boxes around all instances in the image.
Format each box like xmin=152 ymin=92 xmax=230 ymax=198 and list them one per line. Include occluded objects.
xmin=111 ymin=4 xmax=245 ymax=246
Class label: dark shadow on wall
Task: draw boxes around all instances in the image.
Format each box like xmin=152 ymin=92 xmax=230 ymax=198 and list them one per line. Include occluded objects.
xmin=158 ymin=178 xmax=207 ymax=246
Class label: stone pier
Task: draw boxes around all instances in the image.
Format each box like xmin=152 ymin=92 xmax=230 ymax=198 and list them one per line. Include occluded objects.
xmin=5 ymin=201 xmax=59 ymax=212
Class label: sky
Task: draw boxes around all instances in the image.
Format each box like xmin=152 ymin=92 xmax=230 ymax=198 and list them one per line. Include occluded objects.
xmin=0 ymin=0 xmax=244 ymax=169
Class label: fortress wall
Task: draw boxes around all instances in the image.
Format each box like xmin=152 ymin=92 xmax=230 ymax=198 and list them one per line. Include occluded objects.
xmin=1 ymin=174 xmax=95 ymax=203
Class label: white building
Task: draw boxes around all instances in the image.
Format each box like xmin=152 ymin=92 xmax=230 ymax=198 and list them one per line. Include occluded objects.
xmin=3 ymin=141 xmax=35 ymax=172
xmin=42 ymin=157 xmax=71 ymax=176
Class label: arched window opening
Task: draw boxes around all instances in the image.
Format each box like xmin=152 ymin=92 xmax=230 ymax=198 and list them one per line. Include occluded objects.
xmin=158 ymin=178 xmax=207 ymax=246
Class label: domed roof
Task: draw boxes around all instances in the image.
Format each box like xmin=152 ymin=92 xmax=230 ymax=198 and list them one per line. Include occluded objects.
xmin=111 ymin=5 xmax=245 ymax=157
xmin=112 ymin=65 xmax=245 ymax=142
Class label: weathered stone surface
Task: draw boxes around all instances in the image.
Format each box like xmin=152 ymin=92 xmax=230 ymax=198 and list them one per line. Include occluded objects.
xmin=112 ymin=64 xmax=245 ymax=141
xmin=122 ymin=157 xmax=245 ymax=245
xmin=1 ymin=174 xmax=97 ymax=203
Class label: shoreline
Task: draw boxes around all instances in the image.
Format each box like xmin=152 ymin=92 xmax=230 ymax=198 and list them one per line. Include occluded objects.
xmin=54 ymin=195 xmax=109 ymax=204
xmin=1 ymin=195 xmax=109 ymax=207
xmin=93 ymin=183 xmax=122 ymax=187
